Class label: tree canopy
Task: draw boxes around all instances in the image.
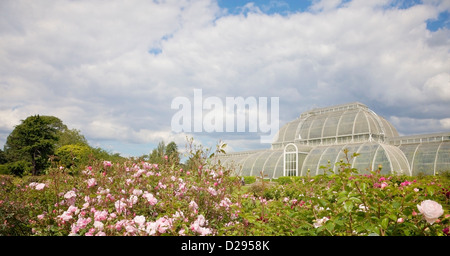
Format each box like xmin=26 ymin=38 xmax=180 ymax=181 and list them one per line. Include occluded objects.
xmin=4 ymin=115 xmax=60 ymax=175
xmin=149 ymin=141 xmax=180 ymax=165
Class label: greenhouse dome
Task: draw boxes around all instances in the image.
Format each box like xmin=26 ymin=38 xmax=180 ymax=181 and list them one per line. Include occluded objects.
xmin=216 ymin=102 xmax=450 ymax=178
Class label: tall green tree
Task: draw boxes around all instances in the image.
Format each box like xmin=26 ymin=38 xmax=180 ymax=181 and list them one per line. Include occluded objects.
xmin=166 ymin=141 xmax=180 ymax=164
xmin=0 ymin=149 xmax=6 ymax=164
xmin=56 ymin=128 xmax=88 ymax=148
xmin=149 ymin=141 xmax=166 ymax=165
xmin=149 ymin=141 xmax=180 ymax=165
xmin=4 ymin=115 xmax=60 ymax=175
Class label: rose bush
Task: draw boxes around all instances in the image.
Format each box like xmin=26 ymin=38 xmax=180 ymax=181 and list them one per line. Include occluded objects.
xmin=0 ymin=146 xmax=448 ymax=236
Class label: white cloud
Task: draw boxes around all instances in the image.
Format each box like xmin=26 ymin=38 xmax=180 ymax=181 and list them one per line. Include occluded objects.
xmin=389 ymin=116 xmax=449 ymax=135
xmin=0 ymin=0 xmax=449 ymax=156
xmin=423 ymin=72 xmax=450 ymax=101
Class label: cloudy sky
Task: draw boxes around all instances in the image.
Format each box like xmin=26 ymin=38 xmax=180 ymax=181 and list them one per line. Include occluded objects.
xmin=1 ymin=0 xmax=449 ymax=157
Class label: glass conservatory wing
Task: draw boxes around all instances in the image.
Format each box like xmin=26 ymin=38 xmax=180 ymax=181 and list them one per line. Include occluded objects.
xmin=436 ymin=142 xmax=450 ymax=174
xmin=251 ymin=151 xmax=274 ymax=177
xmin=333 ymin=144 xmax=362 ymax=173
xmin=262 ymin=150 xmax=283 ymax=179
xmin=300 ymin=147 xmax=327 ymax=176
xmin=352 ymin=142 xmax=380 ymax=174
xmin=316 ymin=146 xmax=341 ymax=175
xmin=399 ymin=144 xmax=421 ymax=168
xmin=380 ymin=144 xmax=411 ymax=175
xmin=240 ymin=153 xmax=261 ymax=176
xmin=412 ymin=142 xmax=441 ymax=176
xmin=373 ymin=145 xmax=392 ymax=175
xmin=273 ymin=152 xmax=285 ymax=178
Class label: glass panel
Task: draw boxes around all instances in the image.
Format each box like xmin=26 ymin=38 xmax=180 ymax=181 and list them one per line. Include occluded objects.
xmin=273 ymin=122 xmax=289 ymax=144
xmin=284 ymin=119 xmax=302 ymax=142
xmin=273 ymin=153 xmax=284 ymax=178
xmin=353 ymin=111 xmax=369 ymax=135
xmin=413 ymin=143 xmax=440 ymax=175
xmin=399 ymin=144 xmax=420 ymax=167
xmin=301 ymin=147 xmax=327 ymax=176
xmin=309 ymin=114 xmax=328 ymax=139
xmin=322 ymin=112 xmax=341 ymax=138
xmin=380 ymin=118 xmax=398 ymax=138
xmin=366 ymin=114 xmax=380 ymax=136
xmin=337 ymin=110 xmax=358 ymax=136
xmin=373 ymin=147 xmax=392 ymax=175
xmin=317 ymin=146 xmax=341 ymax=175
xmin=263 ymin=151 xmax=283 ymax=178
xmin=299 ymin=118 xmax=313 ymax=140
xmin=353 ymin=143 xmax=379 ymax=174
xmin=252 ymin=151 xmax=273 ymax=176
xmin=383 ymin=145 xmax=410 ymax=175
xmin=241 ymin=153 xmax=259 ymax=176
xmin=436 ymin=142 xmax=450 ymax=174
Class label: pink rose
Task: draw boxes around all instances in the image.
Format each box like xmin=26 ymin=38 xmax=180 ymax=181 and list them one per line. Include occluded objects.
xmin=417 ymin=200 xmax=444 ymax=224
xmin=87 ymin=178 xmax=97 ymax=188
xmin=35 ymin=183 xmax=46 ymax=190
xmin=143 ymin=192 xmax=157 ymax=206
xmin=103 ymin=161 xmax=112 ymax=168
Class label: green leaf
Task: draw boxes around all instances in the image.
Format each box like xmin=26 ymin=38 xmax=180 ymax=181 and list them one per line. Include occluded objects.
xmin=325 ymin=221 xmax=335 ymax=232
xmin=426 ymin=186 xmax=435 ymax=196
xmin=381 ymin=218 xmax=389 ymax=230
xmin=344 ymin=201 xmax=353 ymax=213
xmin=337 ymin=196 xmax=347 ymax=205
xmin=349 ymin=197 xmax=362 ymax=204
xmin=392 ymin=201 xmax=401 ymax=209
xmin=389 ymin=214 xmax=398 ymax=222
xmin=405 ymin=193 xmax=414 ymax=201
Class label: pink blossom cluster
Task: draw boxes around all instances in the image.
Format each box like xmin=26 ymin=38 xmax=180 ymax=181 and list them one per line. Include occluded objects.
xmin=400 ymin=180 xmax=416 ymax=187
xmin=33 ymin=160 xmax=240 ymax=236
xmin=29 ymin=182 xmax=46 ymax=190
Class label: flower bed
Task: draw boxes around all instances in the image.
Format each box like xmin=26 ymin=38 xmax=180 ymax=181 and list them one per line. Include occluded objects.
xmin=0 ymin=149 xmax=448 ymax=236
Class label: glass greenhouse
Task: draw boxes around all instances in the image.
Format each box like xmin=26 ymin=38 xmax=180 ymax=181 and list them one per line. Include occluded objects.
xmin=216 ymin=102 xmax=450 ymax=177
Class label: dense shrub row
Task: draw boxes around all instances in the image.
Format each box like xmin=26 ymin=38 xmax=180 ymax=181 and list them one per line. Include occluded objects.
xmin=0 ymin=149 xmax=448 ymax=236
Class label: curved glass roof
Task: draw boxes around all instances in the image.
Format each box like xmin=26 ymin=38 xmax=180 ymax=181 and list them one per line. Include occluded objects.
xmin=272 ymin=102 xmax=398 ymax=147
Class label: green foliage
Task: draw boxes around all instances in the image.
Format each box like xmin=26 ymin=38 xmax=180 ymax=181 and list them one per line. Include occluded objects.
xmin=165 ymin=141 xmax=180 ymax=164
xmin=274 ymin=176 xmax=303 ymax=185
xmin=54 ymin=144 xmax=94 ymax=171
xmin=55 ymin=128 xmax=88 ymax=148
xmin=243 ymin=176 xmax=256 ymax=184
xmin=149 ymin=141 xmax=180 ymax=165
xmin=0 ymin=144 xmax=448 ymax=236
xmin=4 ymin=115 xmax=60 ymax=175
xmin=4 ymin=160 xmax=32 ymax=176
xmin=0 ymin=149 xmax=6 ymax=164
xmin=2 ymin=114 xmax=127 ymax=177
